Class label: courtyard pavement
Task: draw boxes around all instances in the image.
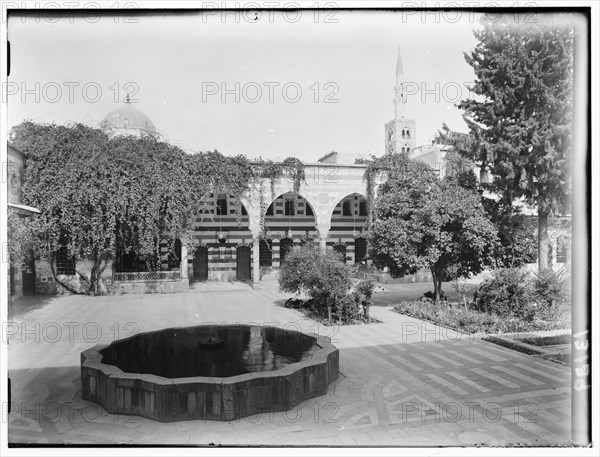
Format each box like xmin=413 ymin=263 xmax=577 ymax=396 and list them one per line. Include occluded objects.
xmin=6 ymin=281 xmax=571 ymax=446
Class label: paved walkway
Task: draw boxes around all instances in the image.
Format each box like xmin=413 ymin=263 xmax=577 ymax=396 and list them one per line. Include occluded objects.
xmin=7 ymin=281 xmax=571 ymax=446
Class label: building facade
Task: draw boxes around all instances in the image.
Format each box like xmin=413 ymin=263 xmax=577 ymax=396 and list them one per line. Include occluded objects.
xmin=14 ymin=47 xmax=570 ymax=296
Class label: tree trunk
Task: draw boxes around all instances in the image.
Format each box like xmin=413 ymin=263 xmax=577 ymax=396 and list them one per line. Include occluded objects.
xmin=50 ymin=254 xmax=81 ymax=295
xmin=430 ymin=267 xmax=441 ymax=305
xmin=538 ymin=211 xmax=549 ymax=271
xmin=88 ymin=252 xmax=110 ymax=295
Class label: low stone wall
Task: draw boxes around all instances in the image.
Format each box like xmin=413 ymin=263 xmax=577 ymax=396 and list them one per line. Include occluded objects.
xmin=114 ymin=279 xmax=189 ymax=294
xmin=81 ymin=331 xmax=339 ymax=422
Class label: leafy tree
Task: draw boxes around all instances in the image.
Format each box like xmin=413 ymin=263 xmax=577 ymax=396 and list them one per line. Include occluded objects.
xmin=480 ymin=197 xmax=537 ymax=268
xmin=435 ymin=124 xmax=537 ymax=268
xmin=279 ymin=243 xmax=355 ymax=323
xmin=10 ymin=122 xmax=217 ymax=294
xmin=459 ymin=16 xmax=574 ymax=270
xmin=443 ymin=149 xmax=479 ymax=191
xmin=368 ymin=156 xmax=497 ymax=303
xmin=11 ymin=122 xmax=121 ymax=294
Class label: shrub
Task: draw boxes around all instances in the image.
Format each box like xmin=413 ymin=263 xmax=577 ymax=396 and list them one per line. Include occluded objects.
xmin=336 ymin=293 xmax=362 ymax=324
xmin=423 ymin=290 xmax=447 ymax=302
xmin=355 ymin=279 xmax=375 ymax=320
xmin=532 ymin=268 xmax=570 ymax=308
xmin=475 ymin=268 xmax=532 ymax=318
xmin=393 ymin=266 xmax=571 ymax=334
xmin=279 ymin=244 xmax=355 ymax=323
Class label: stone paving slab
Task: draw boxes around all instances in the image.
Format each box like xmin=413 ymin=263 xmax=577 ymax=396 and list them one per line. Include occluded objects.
xmin=6 ymin=282 xmax=572 ymax=446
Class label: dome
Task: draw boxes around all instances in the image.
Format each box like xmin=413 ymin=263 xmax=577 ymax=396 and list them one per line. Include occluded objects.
xmin=101 ymin=98 xmax=156 ymax=136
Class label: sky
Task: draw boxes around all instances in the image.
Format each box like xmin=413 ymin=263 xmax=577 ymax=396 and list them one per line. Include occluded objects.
xmin=7 ymin=9 xmax=485 ymax=162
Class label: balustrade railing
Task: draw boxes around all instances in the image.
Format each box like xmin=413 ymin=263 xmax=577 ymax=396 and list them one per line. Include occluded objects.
xmin=113 ymin=271 xmax=181 ymax=282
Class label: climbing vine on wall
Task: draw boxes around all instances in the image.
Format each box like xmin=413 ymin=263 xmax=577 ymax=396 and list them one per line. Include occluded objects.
xmin=253 ymin=157 xmax=306 ymax=239
xmin=9 ymin=121 xmax=309 ymax=293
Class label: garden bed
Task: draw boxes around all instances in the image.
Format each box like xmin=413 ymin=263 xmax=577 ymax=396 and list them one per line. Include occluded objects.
xmin=483 ymin=334 xmax=571 ymax=366
xmin=392 ymin=300 xmax=570 ymax=335
xmin=519 ymin=334 xmax=570 ymax=346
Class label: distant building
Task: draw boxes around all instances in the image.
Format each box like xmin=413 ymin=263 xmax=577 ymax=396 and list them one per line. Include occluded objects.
xmin=411 ymin=144 xmax=453 ymax=178
xmin=317 ymin=151 xmax=369 ymax=165
xmin=100 ymin=95 xmax=157 ymax=138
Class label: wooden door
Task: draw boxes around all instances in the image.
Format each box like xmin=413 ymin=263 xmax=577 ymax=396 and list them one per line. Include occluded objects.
xmin=193 ymin=246 xmax=208 ymax=281
xmin=22 ymin=257 xmax=35 ymax=294
xmin=279 ymin=238 xmax=294 ymax=264
xmin=354 ymin=237 xmax=368 ymax=263
xmin=236 ymin=246 xmax=251 ymax=281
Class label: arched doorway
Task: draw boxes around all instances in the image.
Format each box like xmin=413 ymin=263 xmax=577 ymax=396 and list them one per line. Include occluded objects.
xmin=330 ymin=193 xmax=369 ymax=260
xmin=192 ymin=246 xmax=208 ymax=281
xmin=192 ymin=194 xmax=251 ymax=281
xmin=279 ymin=238 xmax=294 ymax=264
xmin=354 ymin=237 xmax=368 ymax=264
xmin=236 ymin=246 xmax=251 ymax=281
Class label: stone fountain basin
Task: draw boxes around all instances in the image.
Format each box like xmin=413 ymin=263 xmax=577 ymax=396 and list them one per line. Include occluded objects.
xmin=81 ymin=326 xmax=339 ymax=422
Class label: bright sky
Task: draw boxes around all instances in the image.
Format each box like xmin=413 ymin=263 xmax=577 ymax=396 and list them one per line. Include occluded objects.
xmin=7 ymin=9 xmax=485 ymax=161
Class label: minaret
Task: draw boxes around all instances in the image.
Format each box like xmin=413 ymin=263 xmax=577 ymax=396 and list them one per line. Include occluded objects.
xmin=384 ymin=46 xmax=417 ymax=155
xmin=394 ymin=46 xmax=406 ymax=121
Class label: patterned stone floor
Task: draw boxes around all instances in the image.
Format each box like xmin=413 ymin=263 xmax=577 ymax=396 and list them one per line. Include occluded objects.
xmin=6 ymin=281 xmax=571 ymax=446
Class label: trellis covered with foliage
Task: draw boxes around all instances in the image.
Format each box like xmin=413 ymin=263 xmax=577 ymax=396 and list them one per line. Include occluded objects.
xmin=8 ymin=121 xmax=306 ymax=295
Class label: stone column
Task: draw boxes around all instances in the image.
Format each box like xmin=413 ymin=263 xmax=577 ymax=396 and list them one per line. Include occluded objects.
xmin=252 ymin=238 xmax=261 ymax=289
xmin=272 ymin=238 xmax=280 ymax=268
xmin=319 ymin=233 xmax=328 ymax=252
xmin=180 ymin=243 xmax=189 ymax=291
xmin=316 ymin=221 xmax=331 ymax=253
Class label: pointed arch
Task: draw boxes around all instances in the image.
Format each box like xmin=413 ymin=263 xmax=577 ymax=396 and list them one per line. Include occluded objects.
xmin=263 ymin=192 xmax=318 ymax=241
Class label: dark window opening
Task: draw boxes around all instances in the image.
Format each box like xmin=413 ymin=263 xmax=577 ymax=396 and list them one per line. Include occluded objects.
xmin=359 ymin=200 xmax=368 ymax=216
xmin=266 ymin=203 xmax=274 ymax=216
xmin=342 ymin=200 xmax=352 ymax=216
xmin=216 ymin=197 xmax=228 ymax=215
xmin=56 ymin=246 xmax=76 ymax=275
xmin=284 ymin=200 xmax=295 ymax=216
xmin=118 ymin=250 xmax=138 ymax=272
xmin=305 ymin=204 xmax=314 ymax=216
